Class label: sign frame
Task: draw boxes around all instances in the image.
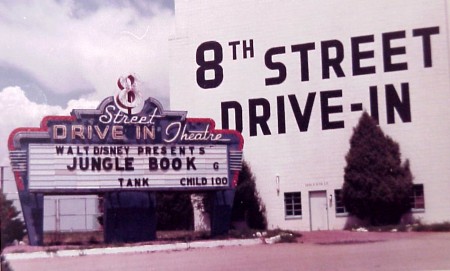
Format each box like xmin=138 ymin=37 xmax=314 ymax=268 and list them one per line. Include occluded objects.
xmin=9 ymin=96 xmax=244 ymax=194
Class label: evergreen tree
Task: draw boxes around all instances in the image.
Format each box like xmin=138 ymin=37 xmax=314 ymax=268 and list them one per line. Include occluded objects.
xmin=342 ymin=112 xmax=413 ymax=226
xmin=199 ymin=161 xmax=267 ymax=230
xmin=1 ymin=193 xmax=26 ymax=250
xmin=231 ymin=161 xmax=267 ymax=229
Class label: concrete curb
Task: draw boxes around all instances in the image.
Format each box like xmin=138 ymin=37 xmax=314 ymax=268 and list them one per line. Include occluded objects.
xmin=4 ymin=238 xmax=264 ymax=261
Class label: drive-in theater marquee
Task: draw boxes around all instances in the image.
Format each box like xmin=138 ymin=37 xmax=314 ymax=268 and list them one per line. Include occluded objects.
xmin=9 ymin=75 xmax=243 ymax=245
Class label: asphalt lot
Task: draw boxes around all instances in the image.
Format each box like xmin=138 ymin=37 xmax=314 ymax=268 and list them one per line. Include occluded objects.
xmin=6 ymin=231 xmax=450 ymax=271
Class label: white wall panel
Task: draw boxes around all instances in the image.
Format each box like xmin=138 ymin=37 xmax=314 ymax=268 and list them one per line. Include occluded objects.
xmin=170 ymin=0 xmax=450 ymax=230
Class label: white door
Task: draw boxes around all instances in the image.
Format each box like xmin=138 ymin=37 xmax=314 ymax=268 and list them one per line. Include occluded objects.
xmin=309 ymin=191 xmax=329 ymax=231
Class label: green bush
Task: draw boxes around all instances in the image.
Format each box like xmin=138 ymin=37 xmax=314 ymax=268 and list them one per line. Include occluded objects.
xmin=1 ymin=193 xmax=26 ymax=250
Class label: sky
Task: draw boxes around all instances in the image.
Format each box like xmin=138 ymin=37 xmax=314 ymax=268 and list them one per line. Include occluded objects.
xmin=0 ymin=0 xmax=175 ymax=165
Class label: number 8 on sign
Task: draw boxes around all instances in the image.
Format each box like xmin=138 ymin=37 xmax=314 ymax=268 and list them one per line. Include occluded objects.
xmin=196 ymin=41 xmax=224 ymax=89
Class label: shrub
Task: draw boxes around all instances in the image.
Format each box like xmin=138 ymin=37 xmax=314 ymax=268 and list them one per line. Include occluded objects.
xmin=231 ymin=161 xmax=267 ymax=230
xmin=1 ymin=193 xmax=26 ymax=250
xmin=342 ymin=112 xmax=413 ymax=226
xmin=413 ymin=222 xmax=450 ymax=232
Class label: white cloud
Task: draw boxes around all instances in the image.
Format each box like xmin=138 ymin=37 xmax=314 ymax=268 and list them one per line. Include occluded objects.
xmin=0 ymin=0 xmax=174 ymax=102
xmin=0 ymin=1 xmax=174 ymax=167
xmin=66 ymin=98 xmax=100 ymax=111
xmin=0 ymin=86 xmax=99 ymax=165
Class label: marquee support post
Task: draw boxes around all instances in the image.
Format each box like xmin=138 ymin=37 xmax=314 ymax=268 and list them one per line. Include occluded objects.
xmin=210 ymin=189 xmax=235 ymax=236
xmin=19 ymin=192 xmax=44 ymax=246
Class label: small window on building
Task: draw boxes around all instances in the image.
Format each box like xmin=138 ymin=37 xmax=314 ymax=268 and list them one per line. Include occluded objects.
xmin=284 ymin=192 xmax=302 ymax=218
xmin=334 ymin=189 xmax=348 ymax=215
xmin=410 ymin=184 xmax=425 ymax=211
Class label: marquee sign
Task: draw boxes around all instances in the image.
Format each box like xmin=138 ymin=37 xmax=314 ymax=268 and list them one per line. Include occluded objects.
xmin=9 ymin=75 xmax=244 ymax=193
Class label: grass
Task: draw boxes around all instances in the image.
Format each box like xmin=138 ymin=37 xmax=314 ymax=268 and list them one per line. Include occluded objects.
xmin=156 ymin=230 xmax=211 ymax=242
xmin=265 ymin=229 xmax=301 ymax=243
xmin=39 ymin=228 xmax=300 ymax=248
xmin=227 ymin=228 xmax=301 ymax=243
xmin=44 ymin=231 xmax=103 ymax=246
xmin=412 ymin=222 xmax=450 ymax=232
xmin=32 ymin=221 xmax=450 ymax=248
xmin=348 ymin=221 xmax=450 ymax=233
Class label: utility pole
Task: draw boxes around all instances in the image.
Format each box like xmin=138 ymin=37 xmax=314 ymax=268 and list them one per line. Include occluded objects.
xmin=1 ymin=165 xmax=4 ymax=194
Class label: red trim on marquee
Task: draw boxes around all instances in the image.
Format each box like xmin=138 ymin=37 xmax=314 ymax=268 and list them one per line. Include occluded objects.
xmin=8 ymin=127 xmax=40 ymax=151
xmin=8 ymin=115 xmax=243 ymax=190
xmin=231 ymin=171 xmax=240 ymax=188
xmin=186 ymin=118 xmax=244 ymax=188
xmin=8 ymin=115 xmax=75 ymax=191
xmin=14 ymin=172 xmax=24 ymax=191
xmin=8 ymin=115 xmax=76 ymax=151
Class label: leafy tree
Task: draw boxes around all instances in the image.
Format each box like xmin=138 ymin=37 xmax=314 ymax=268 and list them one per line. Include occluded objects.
xmin=1 ymin=193 xmax=26 ymax=250
xmin=342 ymin=112 xmax=413 ymax=226
xmin=231 ymin=161 xmax=267 ymax=229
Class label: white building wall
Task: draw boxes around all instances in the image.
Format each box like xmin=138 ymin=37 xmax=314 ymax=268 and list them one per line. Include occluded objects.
xmin=169 ymin=0 xmax=450 ymax=230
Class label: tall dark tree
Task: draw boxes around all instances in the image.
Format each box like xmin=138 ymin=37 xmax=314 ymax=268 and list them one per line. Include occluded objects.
xmin=342 ymin=112 xmax=413 ymax=226
xmin=231 ymin=161 xmax=267 ymax=229
xmin=1 ymin=193 xmax=26 ymax=250
xmin=200 ymin=161 xmax=267 ymax=230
